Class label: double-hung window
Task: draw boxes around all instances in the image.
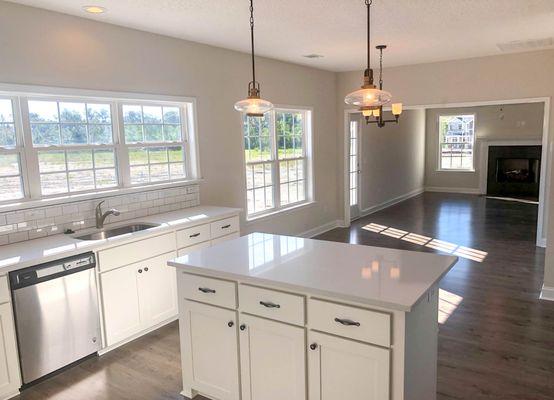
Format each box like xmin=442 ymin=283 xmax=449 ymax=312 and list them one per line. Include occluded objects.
xmin=243 ymin=108 xmax=312 ymax=218
xmin=439 ymin=114 xmax=475 ymax=171
xmin=28 ymin=99 xmax=117 ymax=195
xmin=122 ymin=104 xmax=187 ymax=184
xmin=0 ymin=86 xmax=198 ymax=206
xmin=0 ymin=98 xmax=25 ymax=201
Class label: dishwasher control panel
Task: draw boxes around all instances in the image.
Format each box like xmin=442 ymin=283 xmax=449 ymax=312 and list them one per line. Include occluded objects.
xmin=9 ymin=252 xmax=96 ymax=290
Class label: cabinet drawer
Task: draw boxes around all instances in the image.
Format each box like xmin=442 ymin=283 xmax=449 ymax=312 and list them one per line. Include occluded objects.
xmin=239 ymin=285 xmax=305 ymax=326
xmin=211 ymin=232 xmax=239 ymax=246
xmin=176 ymin=224 xmax=210 ymax=249
xmin=210 ymin=216 xmax=239 ymax=239
xmin=0 ymin=275 xmax=10 ymax=304
xmin=309 ymin=299 xmax=390 ymax=347
xmin=181 ymin=273 xmax=237 ymax=309
xmin=98 ymin=232 xmax=175 ymax=273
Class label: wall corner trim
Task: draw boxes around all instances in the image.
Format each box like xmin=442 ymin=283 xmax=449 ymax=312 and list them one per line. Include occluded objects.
xmin=539 ymin=284 xmax=554 ymax=302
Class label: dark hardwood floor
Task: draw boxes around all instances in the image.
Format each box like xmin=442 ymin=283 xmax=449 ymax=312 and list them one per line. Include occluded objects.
xmin=15 ymin=192 xmax=553 ymax=400
xmin=316 ymin=192 xmax=553 ymax=400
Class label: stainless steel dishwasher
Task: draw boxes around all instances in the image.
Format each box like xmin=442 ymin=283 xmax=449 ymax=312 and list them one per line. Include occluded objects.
xmin=9 ymin=252 xmax=102 ymax=385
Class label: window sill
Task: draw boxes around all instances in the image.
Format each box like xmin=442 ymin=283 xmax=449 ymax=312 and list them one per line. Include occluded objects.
xmin=436 ymin=168 xmax=476 ymax=173
xmin=0 ymin=179 xmax=203 ymax=213
xmin=246 ymin=201 xmax=317 ymax=223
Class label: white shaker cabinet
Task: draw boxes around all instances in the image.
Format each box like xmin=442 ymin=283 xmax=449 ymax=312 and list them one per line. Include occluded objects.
xmin=239 ymin=314 xmax=306 ymax=400
xmin=180 ymin=300 xmax=240 ymax=400
xmin=101 ymin=251 xmax=177 ymax=346
xmin=0 ymin=302 xmax=20 ymax=400
xmin=307 ymin=331 xmax=390 ymax=400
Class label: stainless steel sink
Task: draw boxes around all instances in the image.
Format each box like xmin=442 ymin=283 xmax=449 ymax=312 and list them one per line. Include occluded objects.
xmin=75 ymin=223 xmax=160 ymax=240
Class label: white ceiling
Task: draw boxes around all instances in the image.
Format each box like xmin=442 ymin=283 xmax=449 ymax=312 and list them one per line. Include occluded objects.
xmin=7 ymin=0 xmax=554 ymax=71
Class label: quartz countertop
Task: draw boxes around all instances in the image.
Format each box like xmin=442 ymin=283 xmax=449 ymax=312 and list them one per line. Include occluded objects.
xmin=0 ymin=206 xmax=240 ymax=274
xmin=168 ymin=232 xmax=458 ymax=312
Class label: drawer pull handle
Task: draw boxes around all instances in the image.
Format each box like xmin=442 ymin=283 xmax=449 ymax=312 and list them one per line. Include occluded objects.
xmin=189 ymin=233 xmax=201 ymax=238
xmin=259 ymin=301 xmax=281 ymax=309
xmin=221 ymin=224 xmax=231 ymax=229
xmin=198 ymin=287 xmax=216 ymax=294
xmin=334 ymin=317 xmax=361 ymax=327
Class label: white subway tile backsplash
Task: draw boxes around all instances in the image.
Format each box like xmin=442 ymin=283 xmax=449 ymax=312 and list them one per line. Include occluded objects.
xmin=0 ymin=184 xmax=200 ymax=246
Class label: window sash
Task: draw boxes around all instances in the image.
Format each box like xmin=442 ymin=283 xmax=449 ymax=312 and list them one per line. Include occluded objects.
xmin=244 ymin=108 xmax=310 ymax=218
xmin=0 ymin=92 xmax=195 ymax=205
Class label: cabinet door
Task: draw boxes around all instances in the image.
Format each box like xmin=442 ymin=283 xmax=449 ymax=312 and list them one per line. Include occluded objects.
xmin=308 ymin=331 xmax=389 ymax=400
xmin=239 ymin=314 xmax=306 ymax=400
xmin=138 ymin=252 xmax=178 ymax=328
xmin=100 ymin=264 xmax=142 ymax=346
xmin=181 ymin=301 xmax=240 ymax=400
xmin=0 ymin=303 xmax=21 ymax=397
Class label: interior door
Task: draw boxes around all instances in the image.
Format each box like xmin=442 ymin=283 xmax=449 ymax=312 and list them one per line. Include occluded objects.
xmin=307 ymin=331 xmax=389 ymax=400
xmin=239 ymin=314 xmax=306 ymax=400
xmin=349 ymin=116 xmax=361 ymax=220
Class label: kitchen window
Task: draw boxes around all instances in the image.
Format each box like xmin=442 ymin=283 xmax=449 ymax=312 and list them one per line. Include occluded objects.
xmin=0 ymin=98 xmax=25 ymax=202
xmin=439 ymin=114 xmax=475 ymax=171
xmin=243 ymin=107 xmax=312 ymax=219
xmin=0 ymin=86 xmax=198 ymax=206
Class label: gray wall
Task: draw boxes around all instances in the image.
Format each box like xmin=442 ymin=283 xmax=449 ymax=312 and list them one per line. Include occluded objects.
xmin=0 ymin=2 xmax=339 ymax=236
xmin=358 ymin=109 xmax=425 ymax=212
xmin=424 ymin=103 xmax=545 ymax=191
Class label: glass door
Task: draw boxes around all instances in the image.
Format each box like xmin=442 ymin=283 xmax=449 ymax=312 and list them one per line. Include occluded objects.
xmin=349 ymin=117 xmax=361 ymax=220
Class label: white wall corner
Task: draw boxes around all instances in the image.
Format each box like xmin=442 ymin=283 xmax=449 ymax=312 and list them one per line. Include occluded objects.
xmin=299 ymin=220 xmax=343 ymax=238
xmin=424 ymin=186 xmax=483 ymax=195
xmin=539 ymin=284 xmax=554 ymax=301
xmin=360 ymin=188 xmax=425 ymax=217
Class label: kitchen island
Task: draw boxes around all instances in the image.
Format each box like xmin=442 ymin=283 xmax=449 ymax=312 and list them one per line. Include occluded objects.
xmin=168 ymin=232 xmax=458 ymax=400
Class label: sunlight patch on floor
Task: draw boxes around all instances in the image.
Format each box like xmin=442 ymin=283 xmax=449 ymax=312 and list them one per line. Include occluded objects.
xmin=361 ymin=222 xmax=488 ymax=262
xmin=438 ymin=288 xmax=463 ymax=324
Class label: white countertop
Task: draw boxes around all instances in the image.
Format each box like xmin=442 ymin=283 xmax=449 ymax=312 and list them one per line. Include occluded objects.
xmin=168 ymin=232 xmax=458 ymax=312
xmin=0 ymin=205 xmax=240 ymax=274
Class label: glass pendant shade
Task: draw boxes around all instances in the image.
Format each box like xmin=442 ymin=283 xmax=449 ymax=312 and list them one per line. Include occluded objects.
xmin=234 ymin=96 xmax=273 ymax=117
xmin=344 ymin=87 xmax=392 ymax=108
xmin=392 ymin=103 xmax=403 ymax=116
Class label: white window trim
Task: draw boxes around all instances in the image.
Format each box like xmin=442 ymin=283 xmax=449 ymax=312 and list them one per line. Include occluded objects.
xmin=242 ymin=105 xmax=314 ymax=221
xmin=0 ymin=83 xmax=200 ymax=207
xmin=437 ymin=113 xmax=476 ymax=172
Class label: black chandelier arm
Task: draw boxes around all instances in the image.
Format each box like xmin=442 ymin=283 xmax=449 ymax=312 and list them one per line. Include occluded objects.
xmin=250 ymin=0 xmax=256 ymax=85
xmin=366 ymin=0 xmax=372 ymax=71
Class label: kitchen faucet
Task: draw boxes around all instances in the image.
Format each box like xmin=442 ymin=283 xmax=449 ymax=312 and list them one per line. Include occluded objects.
xmin=95 ymin=200 xmax=121 ymax=229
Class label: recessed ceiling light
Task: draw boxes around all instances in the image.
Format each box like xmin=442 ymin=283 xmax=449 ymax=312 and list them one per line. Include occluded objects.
xmin=83 ymin=5 xmax=107 ymax=14
xmin=302 ymin=54 xmax=324 ymax=59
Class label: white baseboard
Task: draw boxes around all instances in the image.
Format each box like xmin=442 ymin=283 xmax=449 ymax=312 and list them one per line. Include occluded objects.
xmin=299 ymin=219 xmax=344 ymax=238
xmin=359 ymin=188 xmax=424 ymax=218
xmin=539 ymin=284 xmax=554 ymax=301
xmin=425 ymin=186 xmax=482 ymax=195
xmin=537 ymin=237 xmax=546 ymax=248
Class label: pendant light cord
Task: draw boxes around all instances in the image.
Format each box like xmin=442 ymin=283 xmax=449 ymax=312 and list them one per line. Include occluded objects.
xmin=366 ymin=0 xmax=372 ymax=71
xmin=250 ymin=0 xmax=256 ymax=85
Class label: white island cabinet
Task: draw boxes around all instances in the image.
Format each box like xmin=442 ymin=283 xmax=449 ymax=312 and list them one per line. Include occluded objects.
xmin=169 ymin=233 xmax=458 ymax=400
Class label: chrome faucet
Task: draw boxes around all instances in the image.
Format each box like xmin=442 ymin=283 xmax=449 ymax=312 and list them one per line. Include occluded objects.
xmin=95 ymin=200 xmax=121 ymax=229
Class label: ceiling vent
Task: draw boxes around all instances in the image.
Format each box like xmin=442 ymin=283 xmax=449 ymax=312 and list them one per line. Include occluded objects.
xmin=497 ymin=37 xmax=554 ymax=52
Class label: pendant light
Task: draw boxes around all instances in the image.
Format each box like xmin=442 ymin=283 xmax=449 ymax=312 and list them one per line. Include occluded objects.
xmin=344 ymin=0 xmax=402 ymax=127
xmin=234 ymin=0 xmax=273 ymax=117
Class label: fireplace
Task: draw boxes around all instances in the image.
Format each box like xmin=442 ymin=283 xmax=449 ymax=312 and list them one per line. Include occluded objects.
xmin=487 ymin=145 xmax=541 ymax=201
